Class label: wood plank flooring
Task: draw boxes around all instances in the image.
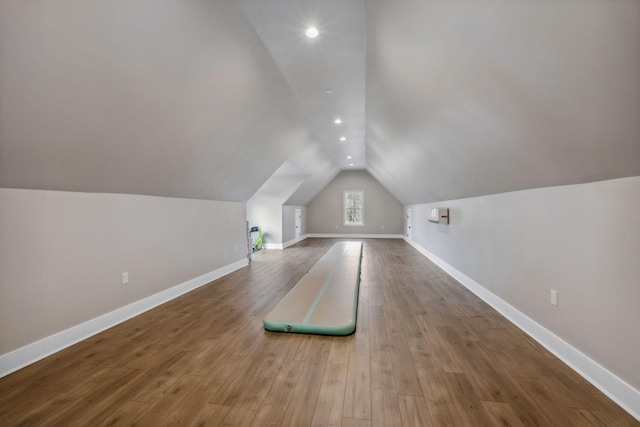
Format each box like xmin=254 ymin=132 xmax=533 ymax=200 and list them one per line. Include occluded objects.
xmin=0 ymin=238 xmax=637 ymax=426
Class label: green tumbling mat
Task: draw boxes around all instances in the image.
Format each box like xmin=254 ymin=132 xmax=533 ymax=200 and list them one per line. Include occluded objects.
xmin=263 ymin=241 xmax=363 ymax=336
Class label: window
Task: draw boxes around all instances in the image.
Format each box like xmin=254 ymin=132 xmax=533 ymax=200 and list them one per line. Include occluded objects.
xmin=344 ymin=190 xmax=364 ymax=226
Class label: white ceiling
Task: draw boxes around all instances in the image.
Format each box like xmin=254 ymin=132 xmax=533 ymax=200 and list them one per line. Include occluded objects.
xmin=1 ymin=0 xmax=639 ymax=205
xmin=240 ymin=0 xmax=367 ymax=171
xmin=365 ymin=0 xmax=640 ymax=204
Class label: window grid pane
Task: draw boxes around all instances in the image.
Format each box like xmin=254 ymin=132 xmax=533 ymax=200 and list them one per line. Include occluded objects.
xmin=344 ymin=190 xmax=364 ymax=225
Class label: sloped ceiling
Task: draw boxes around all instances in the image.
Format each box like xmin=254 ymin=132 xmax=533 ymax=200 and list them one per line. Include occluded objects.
xmin=0 ymin=0 xmax=336 ymax=202
xmin=249 ymin=161 xmax=307 ymax=200
xmin=285 ymin=141 xmax=340 ymax=206
xmin=1 ymin=1 xmax=639 ymax=206
xmin=366 ymin=0 xmax=640 ymax=205
xmin=240 ymin=0 xmax=367 ymax=170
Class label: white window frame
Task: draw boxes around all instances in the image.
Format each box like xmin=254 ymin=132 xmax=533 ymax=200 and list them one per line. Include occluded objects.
xmin=343 ymin=190 xmax=364 ymax=226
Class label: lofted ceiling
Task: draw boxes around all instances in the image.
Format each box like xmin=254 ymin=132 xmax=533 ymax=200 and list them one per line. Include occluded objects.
xmin=365 ymin=0 xmax=640 ymax=204
xmin=240 ymin=0 xmax=367 ymax=171
xmin=1 ymin=0 xmax=639 ymax=206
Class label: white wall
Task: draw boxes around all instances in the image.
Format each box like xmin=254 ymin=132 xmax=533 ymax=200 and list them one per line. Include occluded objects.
xmin=248 ymin=195 xmax=283 ymax=245
xmin=406 ymin=177 xmax=640 ymax=392
xmin=307 ymin=170 xmax=404 ymax=235
xmin=282 ymin=205 xmax=307 ymax=245
xmin=247 ymin=163 xmax=307 ymax=246
xmin=0 ymin=188 xmax=248 ymax=355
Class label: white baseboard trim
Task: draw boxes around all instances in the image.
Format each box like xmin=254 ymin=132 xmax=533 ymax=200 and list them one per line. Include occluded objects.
xmin=283 ymin=234 xmax=308 ymax=249
xmin=403 ymin=237 xmax=640 ymax=421
xmin=0 ymin=258 xmax=249 ymax=379
xmin=264 ymin=234 xmax=307 ymax=249
xmin=306 ymin=233 xmax=405 ymax=239
xmin=263 ymin=243 xmax=284 ymax=250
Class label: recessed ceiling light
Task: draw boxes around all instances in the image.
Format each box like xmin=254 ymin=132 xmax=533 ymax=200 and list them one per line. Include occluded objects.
xmin=340 ymin=136 xmax=346 ymax=141
xmin=334 ymin=118 xmax=342 ymax=125
xmin=347 ymin=156 xmax=352 ymax=159
xmin=349 ymin=163 xmax=354 ymax=166
xmin=325 ymin=89 xmax=333 ymax=95
xmin=305 ymin=27 xmax=319 ymax=38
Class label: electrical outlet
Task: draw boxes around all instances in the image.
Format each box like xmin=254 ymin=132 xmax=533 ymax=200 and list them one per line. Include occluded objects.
xmin=550 ymin=290 xmax=558 ymax=306
xmin=122 ymin=272 xmax=129 ymax=285
xmin=233 ymin=244 xmax=237 ymax=252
